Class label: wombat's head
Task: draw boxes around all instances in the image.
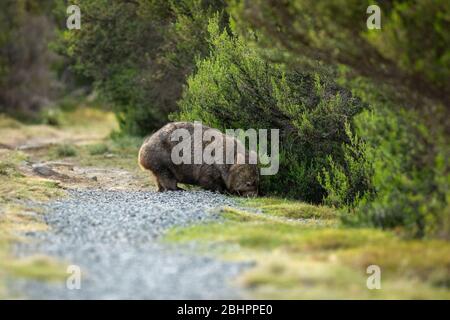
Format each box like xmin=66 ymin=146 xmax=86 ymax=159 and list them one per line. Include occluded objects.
xmin=227 ymin=163 xmax=259 ymax=197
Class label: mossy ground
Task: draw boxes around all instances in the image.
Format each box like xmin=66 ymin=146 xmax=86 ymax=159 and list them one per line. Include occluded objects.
xmin=166 ymin=198 xmax=450 ymax=299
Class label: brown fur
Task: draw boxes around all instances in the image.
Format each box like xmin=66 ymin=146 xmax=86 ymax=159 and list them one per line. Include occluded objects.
xmin=139 ymin=122 xmax=259 ymax=196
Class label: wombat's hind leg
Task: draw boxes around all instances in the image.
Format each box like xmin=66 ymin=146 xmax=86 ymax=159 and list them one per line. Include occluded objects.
xmin=156 ymin=178 xmax=165 ymax=192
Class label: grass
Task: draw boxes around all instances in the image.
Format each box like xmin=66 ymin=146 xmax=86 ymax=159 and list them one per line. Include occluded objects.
xmin=242 ymin=197 xmax=336 ymax=220
xmin=338 ymin=241 xmax=450 ymax=287
xmin=14 ymin=109 xmax=146 ymax=176
xmin=0 ymin=256 xmax=67 ymax=282
xmin=0 ymin=107 xmax=118 ymax=149
xmin=37 ymin=134 xmax=144 ymax=173
xmin=55 ymin=144 xmax=78 ymax=157
xmin=165 ymin=197 xmax=450 ymax=299
xmin=40 ymin=106 xmax=118 ymax=130
xmin=0 ymin=150 xmax=68 ymax=297
xmin=0 ymin=151 xmax=65 ymax=204
xmin=0 ymin=114 xmax=22 ymax=129
xmin=169 ymin=207 xmax=388 ymax=251
xmin=87 ymin=143 xmax=110 ymax=155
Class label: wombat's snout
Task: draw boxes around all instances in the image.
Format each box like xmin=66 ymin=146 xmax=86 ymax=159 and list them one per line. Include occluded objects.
xmin=227 ymin=163 xmax=259 ymax=197
xmin=234 ymin=175 xmax=259 ymax=197
xmin=241 ymin=180 xmax=259 ymax=197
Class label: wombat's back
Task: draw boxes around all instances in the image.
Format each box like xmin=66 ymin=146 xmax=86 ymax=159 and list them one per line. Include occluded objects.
xmin=138 ymin=122 xmax=192 ymax=171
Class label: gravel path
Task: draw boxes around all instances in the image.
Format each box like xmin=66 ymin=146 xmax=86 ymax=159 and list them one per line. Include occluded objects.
xmin=10 ymin=189 xmax=248 ymax=299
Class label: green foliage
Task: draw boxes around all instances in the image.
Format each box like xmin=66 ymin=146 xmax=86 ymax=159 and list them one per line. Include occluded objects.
xmin=230 ymin=0 xmax=450 ymax=98
xmin=366 ymin=0 xmax=450 ymax=88
xmin=320 ymin=77 xmax=449 ymax=238
xmin=39 ymin=108 xmax=64 ymax=126
xmin=109 ymin=132 xmax=144 ymax=151
xmin=176 ymin=21 xmax=366 ymax=202
xmin=59 ymin=0 xmax=228 ymax=136
xmin=55 ymin=144 xmax=78 ymax=157
xmin=229 ymin=0 xmax=449 ymax=238
xmin=318 ymin=123 xmax=374 ymax=208
xmin=87 ymin=143 xmax=109 ymax=156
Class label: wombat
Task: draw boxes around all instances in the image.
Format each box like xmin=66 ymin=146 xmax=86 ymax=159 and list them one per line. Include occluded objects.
xmin=138 ymin=122 xmax=259 ymax=196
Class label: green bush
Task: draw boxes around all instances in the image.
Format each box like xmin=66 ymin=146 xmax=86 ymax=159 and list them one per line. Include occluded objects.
xmin=176 ymin=21 xmax=366 ymax=202
xmin=87 ymin=143 xmax=109 ymax=156
xmin=109 ymin=132 xmax=143 ymax=154
xmin=39 ymin=108 xmax=63 ymax=127
xmin=55 ymin=144 xmax=77 ymax=158
xmin=230 ymin=0 xmax=450 ymax=97
xmin=318 ymin=123 xmax=374 ymax=209
xmin=228 ymin=1 xmax=449 ymax=238
xmin=320 ymin=78 xmax=449 ymax=238
xmin=59 ymin=0 xmax=228 ymax=136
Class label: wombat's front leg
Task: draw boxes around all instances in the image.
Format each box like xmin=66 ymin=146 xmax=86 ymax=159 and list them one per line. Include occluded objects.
xmin=157 ymin=170 xmax=181 ymax=191
xmin=197 ymin=175 xmax=227 ymax=194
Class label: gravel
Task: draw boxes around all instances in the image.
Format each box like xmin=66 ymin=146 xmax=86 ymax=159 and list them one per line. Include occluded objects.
xmin=9 ymin=189 xmax=249 ymax=299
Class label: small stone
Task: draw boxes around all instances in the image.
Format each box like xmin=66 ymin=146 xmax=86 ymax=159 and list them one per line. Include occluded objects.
xmin=32 ymin=165 xmax=57 ymax=177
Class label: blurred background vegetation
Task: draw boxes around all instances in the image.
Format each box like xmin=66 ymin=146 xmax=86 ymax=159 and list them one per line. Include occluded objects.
xmin=0 ymin=0 xmax=448 ymax=239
